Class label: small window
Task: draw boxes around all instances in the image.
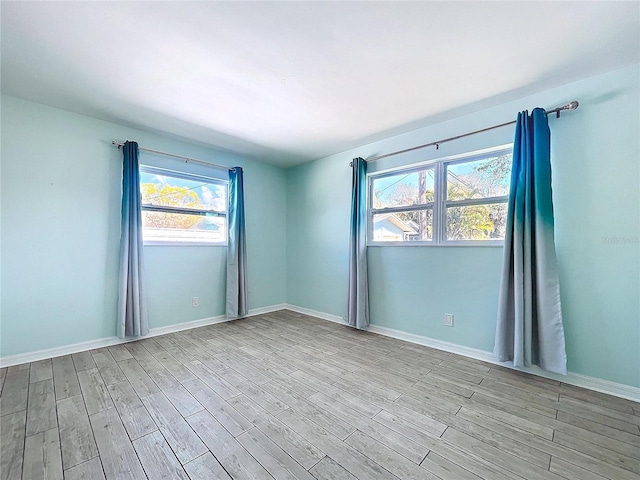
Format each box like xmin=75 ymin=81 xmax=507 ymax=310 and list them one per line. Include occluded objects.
xmin=368 ymin=145 xmax=512 ymax=246
xmin=139 ymin=166 xmax=228 ymax=245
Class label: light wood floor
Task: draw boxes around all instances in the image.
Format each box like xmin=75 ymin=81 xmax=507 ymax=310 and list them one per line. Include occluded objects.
xmin=1 ymin=310 xmax=639 ymax=480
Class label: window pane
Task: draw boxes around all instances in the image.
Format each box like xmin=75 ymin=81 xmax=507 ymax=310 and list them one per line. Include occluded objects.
xmin=372 ymin=169 xmax=435 ymax=208
xmin=372 ymin=210 xmax=432 ymax=242
xmin=446 ymin=203 xmax=508 ymax=240
xmin=142 ymin=212 xmax=227 ymax=243
xmin=140 ymin=171 xmax=226 ymax=212
xmin=447 ymin=153 xmax=512 ymax=200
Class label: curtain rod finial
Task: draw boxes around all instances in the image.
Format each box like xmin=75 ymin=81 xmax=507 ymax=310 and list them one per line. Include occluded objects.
xmin=568 ymin=100 xmax=579 ymax=110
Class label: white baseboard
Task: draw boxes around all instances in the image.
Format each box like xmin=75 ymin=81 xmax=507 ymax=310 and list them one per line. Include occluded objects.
xmin=147 ymin=314 xmax=228 ymax=338
xmin=285 ymin=304 xmax=640 ymax=402
xmin=246 ymin=303 xmax=288 ymax=317
xmin=5 ymin=302 xmax=638 ymax=402
xmin=283 ymin=304 xmax=346 ymax=325
xmin=0 ymin=303 xmax=287 ymax=368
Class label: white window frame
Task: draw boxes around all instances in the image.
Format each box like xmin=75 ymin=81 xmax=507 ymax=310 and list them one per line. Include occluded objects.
xmin=139 ymin=165 xmax=229 ymax=247
xmin=367 ymin=144 xmax=513 ymax=247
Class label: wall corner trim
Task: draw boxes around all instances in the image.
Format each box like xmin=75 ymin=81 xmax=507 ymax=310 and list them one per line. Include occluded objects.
xmin=284 ymin=304 xmax=640 ymax=402
xmin=0 ymin=303 xmax=288 ymax=367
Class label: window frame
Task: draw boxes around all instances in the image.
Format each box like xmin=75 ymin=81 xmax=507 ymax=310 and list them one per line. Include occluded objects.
xmin=139 ymin=165 xmax=229 ymax=247
xmin=367 ymin=144 xmax=513 ymax=247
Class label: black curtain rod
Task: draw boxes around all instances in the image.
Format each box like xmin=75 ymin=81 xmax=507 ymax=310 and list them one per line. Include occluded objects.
xmin=353 ymin=101 xmax=579 ymax=165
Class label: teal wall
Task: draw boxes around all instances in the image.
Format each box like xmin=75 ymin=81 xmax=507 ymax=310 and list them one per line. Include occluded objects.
xmin=1 ymin=96 xmax=287 ymax=356
xmin=286 ymin=64 xmax=640 ymax=388
xmin=2 ymin=65 xmax=639 ymax=389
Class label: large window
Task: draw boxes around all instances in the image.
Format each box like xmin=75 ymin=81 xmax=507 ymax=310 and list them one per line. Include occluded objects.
xmin=139 ymin=166 xmax=228 ymax=245
xmin=368 ymin=145 xmax=512 ymax=245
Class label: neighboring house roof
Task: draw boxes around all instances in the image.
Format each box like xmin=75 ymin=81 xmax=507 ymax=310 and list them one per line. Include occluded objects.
xmin=195 ymin=217 xmax=221 ymax=230
xmin=373 ymin=213 xmax=417 ymax=233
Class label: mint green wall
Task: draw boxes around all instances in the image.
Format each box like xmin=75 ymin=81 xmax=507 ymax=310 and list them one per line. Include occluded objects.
xmin=1 ymin=95 xmax=287 ymax=356
xmin=2 ymin=65 xmax=639 ymax=388
xmin=286 ymin=64 xmax=640 ymax=388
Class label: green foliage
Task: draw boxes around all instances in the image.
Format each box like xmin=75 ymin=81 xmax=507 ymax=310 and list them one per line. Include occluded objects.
xmin=141 ymin=183 xmax=204 ymax=230
xmin=446 ymin=204 xmax=493 ymax=240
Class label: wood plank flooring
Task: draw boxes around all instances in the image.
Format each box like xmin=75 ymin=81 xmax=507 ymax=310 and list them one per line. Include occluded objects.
xmin=1 ymin=310 xmax=639 ymax=480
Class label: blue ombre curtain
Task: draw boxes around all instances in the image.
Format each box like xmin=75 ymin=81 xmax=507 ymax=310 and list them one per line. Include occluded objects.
xmin=226 ymin=167 xmax=248 ymax=318
xmin=346 ymin=157 xmax=369 ymax=329
xmin=117 ymin=141 xmax=149 ymax=338
xmin=494 ymin=109 xmax=567 ymax=374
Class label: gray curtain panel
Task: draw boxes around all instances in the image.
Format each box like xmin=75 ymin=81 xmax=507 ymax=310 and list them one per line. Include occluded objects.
xmin=346 ymin=157 xmax=369 ymax=329
xmin=494 ymin=109 xmax=567 ymax=375
xmin=226 ymin=167 xmax=248 ymax=318
xmin=117 ymin=141 xmax=149 ymax=338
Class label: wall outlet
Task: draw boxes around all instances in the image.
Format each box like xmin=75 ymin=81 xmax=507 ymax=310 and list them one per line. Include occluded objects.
xmin=444 ymin=313 xmax=454 ymax=327
xmin=192 ymin=297 xmax=200 ymax=308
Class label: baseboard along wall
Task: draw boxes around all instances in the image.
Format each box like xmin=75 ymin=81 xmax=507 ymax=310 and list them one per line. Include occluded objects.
xmin=284 ymin=304 xmax=640 ymax=403
xmin=2 ymin=302 xmax=638 ymax=402
xmin=0 ymin=304 xmax=287 ymax=368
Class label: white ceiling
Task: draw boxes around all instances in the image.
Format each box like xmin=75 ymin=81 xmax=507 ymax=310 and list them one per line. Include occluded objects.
xmin=2 ymin=2 xmax=638 ymax=167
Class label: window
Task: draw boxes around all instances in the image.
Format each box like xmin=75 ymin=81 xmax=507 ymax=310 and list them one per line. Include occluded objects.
xmin=139 ymin=166 xmax=228 ymax=245
xmin=368 ymin=145 xmax=512 ymax=245
xmin=370 ymin=166 xmax=436 ymax=242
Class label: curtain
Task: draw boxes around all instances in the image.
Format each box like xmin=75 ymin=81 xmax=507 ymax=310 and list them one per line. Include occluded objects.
xmin=226 ymin=167 xmax=248 ymax=318
xmin=117 ymin=141 xmax=149 ymax=338
xmin=346 ymin=157 xmax=369 ymax=329
xmin=494 ymin=108 xmax=567 ymax=374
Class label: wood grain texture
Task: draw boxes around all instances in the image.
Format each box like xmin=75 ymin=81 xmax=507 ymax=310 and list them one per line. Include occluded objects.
xmin=29 ymin=359 xmax=53 ymax=384
xmin=228 ymin=395 xmax=324 ymax=469
xmin=132 ymin=431 xmax=190 ymax=480
xmin=77 ymin=368 xmax=114 ymax=415
xmin=345 ymin=430 xmax=438 ymax=480
xmin=107 ymin=345 xmax=133 ymax=362
xmin=107 ymin=381 xmax=157 ymax=440
xmin=182 ymin=378 xmax=253 ymax=437
xmin=57 ymin=395 xmax=98 ymax=469
xmin=63 ymin=457 xmax=106 ymax=480
xmin=0 ymin=368 xmax=7 ymax=396
xmin=149 ymin=370 xmax=204 ymax=417
xmin=72 ymin=352 xmax=96 ymax=373
xmin=22 ymin=427 xmax=63 ymax=480
xmin=89 ymin=407 xmax=146 ymax=480
xmin=309 ymin=457 xmax=358 ymax=480
xmin=0 ymin=367 xmax=29 ymax=416
xmin=236 ymin=427 xmax=316 ymax=480
xmin=140 ymin=392 xmax=208 ymax=464
xmin=0 ymin=310 xmax=637 ymax=480
xmin=52 ymin=355 xmax=81 ymax=401
xmin=118 ymin=358 xmax=160 ymax=398
xmin=26 ymin=379 xmax=57 ymax=436
xmin=0 ymin=410 xmax=25 ymax=480
xmin=91 ymin=349 xmax=127 ymax=386
xmin=186 ymin=410 xmax=274 ymax=479
xmin=183 ymin=453 xmax=232 ymax=480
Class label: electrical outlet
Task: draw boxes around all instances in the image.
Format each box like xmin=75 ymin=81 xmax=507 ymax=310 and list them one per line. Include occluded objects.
xmin=192 ymin=297 xmax=200 ymax=308
xmin=444 ymin=313 xmax=454 ymax=327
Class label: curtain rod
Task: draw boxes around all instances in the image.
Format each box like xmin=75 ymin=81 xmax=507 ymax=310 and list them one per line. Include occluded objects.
xmin=354 ymin=101 xmax=579 ymax=165
xmin=111 ymin=141 xmax=233 ymax=171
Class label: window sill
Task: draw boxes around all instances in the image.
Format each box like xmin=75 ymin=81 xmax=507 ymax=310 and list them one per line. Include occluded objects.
xmin=367 ymin=241 xmax=504 ymax=247
xmin=143 ymin=241 xmax=228 ymax=247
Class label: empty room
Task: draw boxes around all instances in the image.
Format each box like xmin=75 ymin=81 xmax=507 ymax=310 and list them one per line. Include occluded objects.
xmin=1 ymin=1 xmax=639 ymax=479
